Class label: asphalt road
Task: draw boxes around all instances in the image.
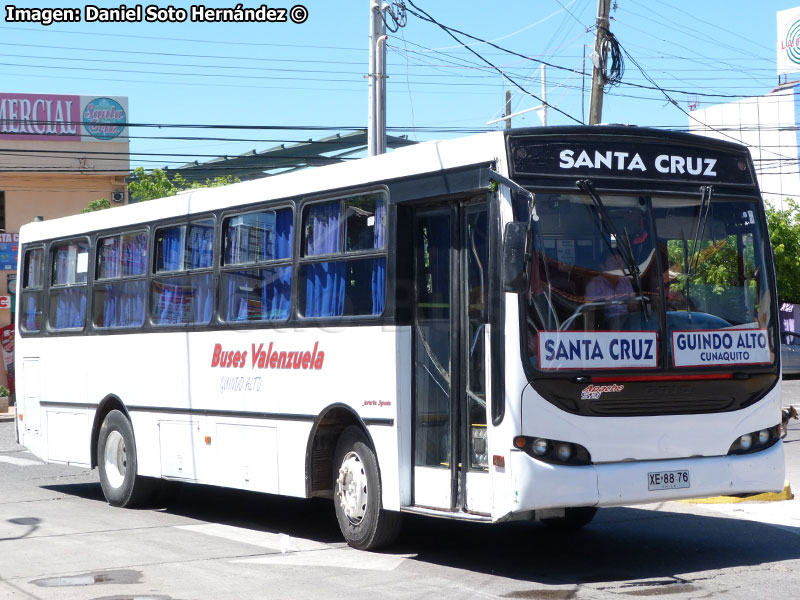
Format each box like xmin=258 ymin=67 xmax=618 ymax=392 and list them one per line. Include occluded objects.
xmin=0 ymin=389 xmax=797 ymax=600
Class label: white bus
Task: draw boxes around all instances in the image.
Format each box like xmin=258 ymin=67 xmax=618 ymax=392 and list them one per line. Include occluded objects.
xmin=16 ymin=126 xmax=785 ymax=550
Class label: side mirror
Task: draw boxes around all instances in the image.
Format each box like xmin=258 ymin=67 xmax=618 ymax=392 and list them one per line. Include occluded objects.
xmin=503 ymin=221 xmax=530 ymax=293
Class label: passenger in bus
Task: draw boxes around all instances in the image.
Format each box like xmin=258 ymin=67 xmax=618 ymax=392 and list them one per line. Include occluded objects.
xmin=585 ymin=250 xmax=634 ymax=330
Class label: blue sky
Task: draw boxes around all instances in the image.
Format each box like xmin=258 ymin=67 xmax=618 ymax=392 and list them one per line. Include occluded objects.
xmin=0 ymin=1 xmax=793 ymax=170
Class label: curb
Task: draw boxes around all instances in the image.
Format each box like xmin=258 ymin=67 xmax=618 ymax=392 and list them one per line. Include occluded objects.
xmin=678 ymin=481 xmax=794 ymax=504
xmin=0 ymin=406 xmax=16 ymax=423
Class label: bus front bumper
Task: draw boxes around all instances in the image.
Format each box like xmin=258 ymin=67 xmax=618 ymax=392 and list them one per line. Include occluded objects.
xmin=509 ymin=440 xmax=785 ymax=512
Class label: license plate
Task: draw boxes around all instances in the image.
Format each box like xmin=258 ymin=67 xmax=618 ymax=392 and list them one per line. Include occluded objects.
xmin=648 ymin=470 xmax=690 ymax=491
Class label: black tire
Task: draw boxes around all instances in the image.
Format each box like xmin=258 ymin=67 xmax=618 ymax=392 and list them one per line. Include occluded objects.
xmin=541 ymin=506 xmax=598 ymax=531
xmin=332 ymin=426 xmax=401 ymax=550
xmin=97 ymin=410 xmax=155 ymax=507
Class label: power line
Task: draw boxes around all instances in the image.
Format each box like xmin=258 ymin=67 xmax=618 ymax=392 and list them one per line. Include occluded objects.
xmin=404 ymin=0 xmax=584 ymax=125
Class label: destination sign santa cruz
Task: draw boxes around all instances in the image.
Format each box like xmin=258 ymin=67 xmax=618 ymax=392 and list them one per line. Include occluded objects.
xmin=509 ymin=138 xmax=755 ymax=185
xmin=537 ymin=329 xmax=772 ymax=371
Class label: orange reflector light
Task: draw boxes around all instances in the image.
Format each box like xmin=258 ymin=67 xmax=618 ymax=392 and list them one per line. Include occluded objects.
xmin=17 ymin=413 xmax=22 ymax=421
xmin=204 ymin=436 xmax=212 ymax=445
xmin=493 ymin=455 xmax=505 ymax=468
xmin=513 ymin=436 xmax=527 ymax=448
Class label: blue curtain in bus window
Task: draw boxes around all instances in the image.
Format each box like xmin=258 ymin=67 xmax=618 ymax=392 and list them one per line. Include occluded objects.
xmin=158 ymin=228 xmax=183 ymax=272
xmin=53 ymin=288 xmax=86 ymax=329
xmin=371 ymin=202 xmax=386 ymax=314
xmin=275 ymin=208 xmax=293 ymax=259
xmin=304 ymin=262 xmax=346 ymax=317
xmin=192 ymin=274 xmax=213 ymax=323
xmin=154 ymin=279 xmax=179 ymax=324
xmin=188 ymin=223 xmax=214 ymax=269
xmin=267 ymin=266 xmax=292 ymax=319
xmin=221 ymin=267 xmax=292 ymax=321
xmin=154 ymin=275 xmax=213 ymax=325
xmin=188 ymin=224 xmax=214 ymax=322
xmin=122 ymin=232 xmax=148 ymax=276
xmin=100 ymin=281 xmax=145 ymax=328
xmin=304 ymin=202 xmax=344 ymax=316
xmin=306 ymin=202 xmax=341 ymax=255
xmin=24 ymin=294 xmax=40 ymax=331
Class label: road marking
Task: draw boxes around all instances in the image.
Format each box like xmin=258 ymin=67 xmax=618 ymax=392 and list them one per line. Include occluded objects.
xmin=178 ymin=523 xmax=414 ymax=571
xmin=175 ymin=523 xmax=332 ymax=553
xmin=234 ymin=547 xmax=413 ymax=571
xmin=0 ymin=455 xmax=41 ymax=466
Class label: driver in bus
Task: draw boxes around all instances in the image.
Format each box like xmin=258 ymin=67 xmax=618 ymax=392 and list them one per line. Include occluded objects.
xmin=585 ymin=250 xmax=634 ymax=330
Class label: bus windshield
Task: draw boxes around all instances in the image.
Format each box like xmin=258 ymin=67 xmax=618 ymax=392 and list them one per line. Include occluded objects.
xmin=524 ymin=190 xmax=776 ymax=372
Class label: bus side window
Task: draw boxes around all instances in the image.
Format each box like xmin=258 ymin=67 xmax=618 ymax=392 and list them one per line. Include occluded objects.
xmin=94 ymin=231 xmax=148 ymax=329
xmin=49 ymin=240 xmax=89 ymax=331
xmin=152 ymin=219 xmax=215 ymax=326
xmin=21 ymin=247 xmax=45 ymax=333
xmin=219 ymin=207 xmax=293 ymax=322
xmin=300 ymin=192 xmax=387 ymax=318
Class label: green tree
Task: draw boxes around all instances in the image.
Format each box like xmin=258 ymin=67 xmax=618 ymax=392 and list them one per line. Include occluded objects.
xmin=80 ymin=197 xmax=111 ymax=214
xmin=127 ymin=167 xmax=239 ymax=202
xmin=766 ymin=198 xmax=800 ymax=304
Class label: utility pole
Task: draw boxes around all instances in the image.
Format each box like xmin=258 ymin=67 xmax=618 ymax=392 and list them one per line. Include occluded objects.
xmin=489 ymin=66 xmax=548 ymax=128
xmin=588 ymin=0 xmax=611 ymax=125
xmin=539 ymin=64 xmax=548 ymax=126
xmin=368 ymin=0 xmax=387 ymax=156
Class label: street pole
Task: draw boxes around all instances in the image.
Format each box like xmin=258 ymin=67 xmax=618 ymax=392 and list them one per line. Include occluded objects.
xmin=505 ymin=90 xmax=511 ymax=129
xmin=588 ymin=0 xmax=611 ymax=125
xmin=540 ymin=64 xmax=548 ymax=126
xmin=375 ymin=33 xmax=388 ymax=154
xmin=368 ymin=0 xmax=386 ymax=156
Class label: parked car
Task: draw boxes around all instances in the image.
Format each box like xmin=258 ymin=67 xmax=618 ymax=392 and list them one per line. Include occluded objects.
xmin=781 ymin=331 xmax=800 ymax=375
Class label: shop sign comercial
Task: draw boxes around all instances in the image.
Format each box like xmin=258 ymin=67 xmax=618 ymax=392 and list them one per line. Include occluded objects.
xmin=0 ymin=93 xmax=128 ymax=142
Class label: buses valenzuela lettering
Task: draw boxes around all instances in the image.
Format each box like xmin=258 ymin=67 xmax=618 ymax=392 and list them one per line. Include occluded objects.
xmin=538 ymin=331 xmax=658 ymax=370
xmin=671 ymin=329 xmax=771 ymax=367
xmin=210 ymin=341 xmax=325 ymax=371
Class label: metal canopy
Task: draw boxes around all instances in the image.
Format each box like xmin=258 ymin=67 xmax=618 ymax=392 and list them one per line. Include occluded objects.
xmin=162 ymin=130 xmax=416 ymax=183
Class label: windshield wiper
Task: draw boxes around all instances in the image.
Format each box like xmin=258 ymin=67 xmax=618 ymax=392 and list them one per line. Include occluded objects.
xmin=685 ymin=185 xmax=713 ymax=320
xmin=576 ymin=179 xmax=649 ymax=319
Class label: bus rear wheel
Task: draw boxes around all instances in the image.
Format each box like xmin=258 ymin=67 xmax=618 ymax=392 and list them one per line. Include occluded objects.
xmin=541 ymin=506 xmax=598 ymax=531
xmin=332 ymin=426 xmax=401 ymax=550
xmin=97 ymin=410 xmax=154 ymax=507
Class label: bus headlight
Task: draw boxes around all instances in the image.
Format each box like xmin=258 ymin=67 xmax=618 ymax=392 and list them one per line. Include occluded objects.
xmin=556 ymin=443 xmax=573 ymax=462
xmin=514 ymin=436 xmax=591 ymax=466
xmin=532 ymin=438 xmax=548 ymax=456
xmin=727 ymin=425 xmax=780 ymax=455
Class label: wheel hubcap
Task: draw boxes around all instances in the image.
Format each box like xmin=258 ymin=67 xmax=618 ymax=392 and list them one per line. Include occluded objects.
xmin=336 ymin=451 xmax=368 ymax=524
xmin=104 ymin=430 xmax=127 ymax=489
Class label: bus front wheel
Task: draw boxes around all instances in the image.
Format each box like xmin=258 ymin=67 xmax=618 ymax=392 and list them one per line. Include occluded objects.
xmin=97 ymin=410 xmax=154 ymax=507
xmin=332 ymin=426 xmax=401 ymax=550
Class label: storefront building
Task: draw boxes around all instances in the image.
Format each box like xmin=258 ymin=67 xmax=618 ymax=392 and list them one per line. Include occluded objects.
xmin=0 ymin=92 xmax=130 ymax=391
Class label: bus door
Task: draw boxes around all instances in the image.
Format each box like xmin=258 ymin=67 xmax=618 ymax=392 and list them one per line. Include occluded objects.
xmin=412 ymin=200 xmax=491 ymax=514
